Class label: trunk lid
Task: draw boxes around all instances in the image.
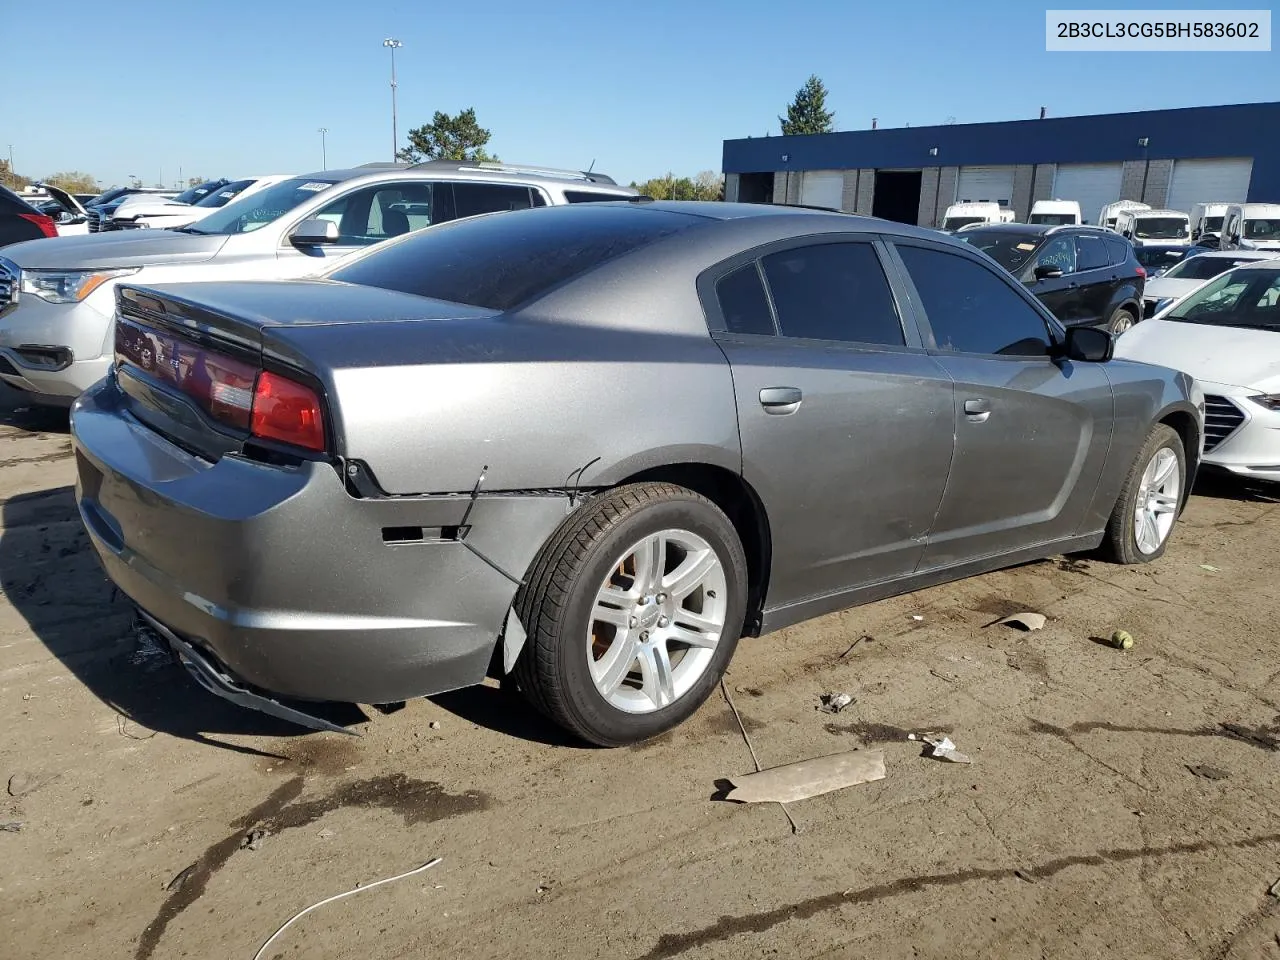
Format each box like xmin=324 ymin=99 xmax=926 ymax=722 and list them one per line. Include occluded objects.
xmin=111 ymin=280 xmax=498 ymax=462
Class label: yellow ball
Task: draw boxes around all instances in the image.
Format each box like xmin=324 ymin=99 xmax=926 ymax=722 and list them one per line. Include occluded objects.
xmin=1111 ymin=630 xmax=1134 ymax=650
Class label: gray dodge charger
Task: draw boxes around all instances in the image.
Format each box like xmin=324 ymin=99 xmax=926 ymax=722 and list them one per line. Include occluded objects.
xmin=69 ymin=201 xmax=1204 ymax=745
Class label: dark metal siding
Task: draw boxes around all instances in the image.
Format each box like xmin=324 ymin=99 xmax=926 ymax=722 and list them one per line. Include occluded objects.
xmin=722 ymin=102 xmax=1280 ymax=203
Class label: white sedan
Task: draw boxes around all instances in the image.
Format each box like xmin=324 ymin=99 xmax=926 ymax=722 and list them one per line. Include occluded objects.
xmin=1117 ymin=260 xmax=1280 ymax=480
xmin=1140 ymin=250 xmax=1279 ymax=320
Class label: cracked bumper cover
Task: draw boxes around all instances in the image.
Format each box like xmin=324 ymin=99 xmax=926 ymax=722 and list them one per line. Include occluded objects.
xmin=70 ymin=381 xmax=574 ymax=704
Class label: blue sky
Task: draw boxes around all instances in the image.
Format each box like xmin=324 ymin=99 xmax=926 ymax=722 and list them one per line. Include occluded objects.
xmin=3 ymin=0 xmax=1275 ymax=189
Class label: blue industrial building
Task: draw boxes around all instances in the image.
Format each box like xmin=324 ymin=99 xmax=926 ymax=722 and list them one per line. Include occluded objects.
xmin=721 ymin=101 xmax=1280 ymax=228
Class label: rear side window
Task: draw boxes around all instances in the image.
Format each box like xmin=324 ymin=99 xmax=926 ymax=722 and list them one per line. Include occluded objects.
xmin=760 ymin=243 xmax=904 ymax=345
xmin=330 ymin=205 xmax=697 ymax=311
xmin=898 ymin=245 xmax=1051 ymax=357
xmin=452 ymin=183 xmax=535 ymax=220
xmin=1077 ymin=235 xmax=1110 ymax=270
xmin=715 ymin=265 xmax=775 ymax=336
xmin=1105 ymin=237 xmax=1131 ymax=266
xmin=564 ymin=191 xmax=627 ymax=203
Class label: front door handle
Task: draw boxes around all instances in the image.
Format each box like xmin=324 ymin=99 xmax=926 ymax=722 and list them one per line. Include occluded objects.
xmin=964 ymin=398 xmax=991 ymax=422
xmin=760 ymin=386 xmax=803 ymax=415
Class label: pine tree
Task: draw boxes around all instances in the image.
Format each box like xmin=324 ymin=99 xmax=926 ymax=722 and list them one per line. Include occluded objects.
xmin=779 ymin=75 xmax=835 ymax=136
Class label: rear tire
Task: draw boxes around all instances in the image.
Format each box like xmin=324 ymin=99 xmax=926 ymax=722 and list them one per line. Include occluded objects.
xmin=513 ymin=483 xmax=748 ymax=746
xmin=1103 ymin=424 xmax=1185 ymax=564
xmin=1108 ymin=307 xmax=1136 ymax=335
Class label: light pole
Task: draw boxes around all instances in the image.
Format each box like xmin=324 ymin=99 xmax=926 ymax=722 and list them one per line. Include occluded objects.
xmin=318 ymin=128 xmax=328 ymax=169
xmin=382 ymin=38 xmax=402 ymax=162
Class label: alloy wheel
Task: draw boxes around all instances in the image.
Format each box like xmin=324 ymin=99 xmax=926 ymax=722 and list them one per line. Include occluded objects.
xmin=1133 ymin=447 xmax=1181 ymax=554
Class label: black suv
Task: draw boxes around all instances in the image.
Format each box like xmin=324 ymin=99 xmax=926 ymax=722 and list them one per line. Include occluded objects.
xmin=954 ymin=224 xmax=1146 ymax=334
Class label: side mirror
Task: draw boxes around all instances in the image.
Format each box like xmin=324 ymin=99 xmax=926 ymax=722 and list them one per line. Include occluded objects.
xmin=1062 ymin=325 xmax=1114 ymax=362
xmin=1034 ymin=263 xmax=1064 ymax=280
xmin=290 ymin=218 xmax=340 ymax=245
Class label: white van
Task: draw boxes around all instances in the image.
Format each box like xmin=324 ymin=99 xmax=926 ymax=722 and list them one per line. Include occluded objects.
xmin=1029 ymin=199 xmax=1082 ymax=226
xmin=940 ymin=202 xmax=1003 ymax=231
xmin=1115 ymin=208 xmax=1192 ymax=246
xmin=1098 ymin=200 xmax=1149 ymax=232
xmin=1220 ymin=203 xmax=1280 ymax=251
xmin=1190 ymin=202 xmax=1233 ymax=242
xmin=998 ymin=207 xmax=1017 ymax=223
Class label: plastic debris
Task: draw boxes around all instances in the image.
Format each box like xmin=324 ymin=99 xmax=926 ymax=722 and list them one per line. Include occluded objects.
xmin=1199 ymin=564 xmax=1219 ymax=572
xmin=911 ymin=615 xmax=925 ymax=621
xmin=996 ymin=612 xmax=1046 ymax=632
xmin=1 ymin=821 xmax=23 ymax=833
xmin=819 ymin=692 xmax=855 ymax=714
xmin=910 ymin=732 xmax=973 ymax=764
xmin=1186 ymin=764 xmax=1229 ymax=781
xmin=723 ymin=749 xmax=886 ymax=804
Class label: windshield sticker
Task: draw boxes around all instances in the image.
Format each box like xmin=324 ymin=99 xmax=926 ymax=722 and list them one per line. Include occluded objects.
xmin=298 ymin=182 xmax=331 ymax=192
xmin=1016 ymin=242 xmax=1037 ymax=251
xmin=217 ymin=191 xmax=234 ymax=198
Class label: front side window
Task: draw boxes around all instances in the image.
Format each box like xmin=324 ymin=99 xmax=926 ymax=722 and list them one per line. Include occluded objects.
xmin=760 ymin=243 xmax=904 ymax=345
xmin=187 ymin=177 xmax=340 ymax=235
xmin=1034 ymin=236 xmax=1077 ymax=274
xmin=1165 ymin=267 xmax=1280 ymax=330
xmin=715 ymin=264 xmax=775 ymax=336
xmin=312 ymin=182 xmax=436 ymax=244
xmin=898 ymin=245 xmax=1052 ymax=357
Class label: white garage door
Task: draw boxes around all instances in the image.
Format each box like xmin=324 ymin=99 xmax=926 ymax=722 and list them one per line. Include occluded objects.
xmin=1166 ymin=158 xmax=1253 ymax=215
xmin=956 ymin=166 xmax=1014 ymax=206
xmin=1051 ymin=163 xmax=1123 ymax=225
xmin=801 ymin=171 xmax=844 ymax=211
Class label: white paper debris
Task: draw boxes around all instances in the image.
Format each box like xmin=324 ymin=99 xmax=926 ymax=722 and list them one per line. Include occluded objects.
xmin=724 ymin=750 xmax=886 ymax=804
xmin=921 ymin=734 xmax=972 ymax=764
xmin=819 ymin=692 xmax=855 ymax=714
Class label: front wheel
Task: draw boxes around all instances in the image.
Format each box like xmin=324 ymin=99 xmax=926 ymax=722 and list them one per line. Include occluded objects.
xmin=513 ymin=483 xmax=748 ymax=746
xmin=1103 ymin=424 xmax=1186 ymax=564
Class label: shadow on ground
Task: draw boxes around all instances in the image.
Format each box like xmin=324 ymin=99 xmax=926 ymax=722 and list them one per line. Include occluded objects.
xmin=1 ymin=484 xmax=364 ymax=758
xmin=0 ymin=384 xmax=71 ymax=433
xmin=430 ymin=683 xmax=588 ymax=749
xmin=1192 ymin=469 xmax=1280 ymax=504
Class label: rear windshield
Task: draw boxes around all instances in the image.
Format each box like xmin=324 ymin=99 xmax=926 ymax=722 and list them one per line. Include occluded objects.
xmin=1164 ymin=255 xmax=1257 ymax=281
xmin=953 ymin=229 xmax=1044 ymax=271
xmin=330 ymin=205 xmax=697 ymax=311
xmin=184 ymin=177 xmax=340 ymax=235
xmin=1133 ymin=217 xmax=1188 ymax=239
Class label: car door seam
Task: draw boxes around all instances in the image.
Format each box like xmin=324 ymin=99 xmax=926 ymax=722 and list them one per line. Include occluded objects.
xmin=912 ymin=355 xmax=959 ymax=574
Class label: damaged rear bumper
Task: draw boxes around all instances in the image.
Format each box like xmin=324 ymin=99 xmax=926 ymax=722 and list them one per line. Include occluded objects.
xmin=70 ymin=381 xmax=574 ymax=705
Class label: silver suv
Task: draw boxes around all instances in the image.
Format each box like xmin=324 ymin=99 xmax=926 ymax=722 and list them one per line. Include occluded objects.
xmin=0 ymin=161 xmax=635 ymax=406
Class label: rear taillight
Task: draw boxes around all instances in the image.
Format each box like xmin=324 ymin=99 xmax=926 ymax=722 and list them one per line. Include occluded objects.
xmin=19 ymin=213 xmax=57 ymax=238
xmin=1135 ymin=265 xmax=1146 ymax=278
xmin=251 ymin=371 xmax=326 ymax=452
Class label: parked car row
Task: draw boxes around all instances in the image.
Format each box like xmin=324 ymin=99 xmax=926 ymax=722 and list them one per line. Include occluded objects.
xmin=0 ymin=160 xmax=635 ymax=405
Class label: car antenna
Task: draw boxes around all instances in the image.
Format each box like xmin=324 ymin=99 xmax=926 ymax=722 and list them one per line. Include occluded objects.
xmin=586 ymin=158 xmax=596 ymax=173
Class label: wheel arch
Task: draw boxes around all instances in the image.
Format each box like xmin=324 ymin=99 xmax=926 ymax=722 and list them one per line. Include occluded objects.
xmin=1156 ymin=405 xmax=1202 ymax=505
xmin=614 ymin=462 xmax=772 ymax=637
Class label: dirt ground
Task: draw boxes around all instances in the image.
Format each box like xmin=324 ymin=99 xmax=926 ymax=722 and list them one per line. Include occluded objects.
xmin=1 ymin=384 xmax=1278 ymax=960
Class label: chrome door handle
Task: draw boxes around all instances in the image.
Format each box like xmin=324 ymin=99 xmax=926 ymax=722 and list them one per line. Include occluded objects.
xmin=760 ymin=386 xmax=802 ymax=415
xmin=964 ymin=398 xmax=991 ymax=422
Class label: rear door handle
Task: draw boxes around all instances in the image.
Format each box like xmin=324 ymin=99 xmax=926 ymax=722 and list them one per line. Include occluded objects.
xmin=964 ymin=398 xmax=991 ymax=422
xmin=759 ymin=386 xmax=803 ymax=415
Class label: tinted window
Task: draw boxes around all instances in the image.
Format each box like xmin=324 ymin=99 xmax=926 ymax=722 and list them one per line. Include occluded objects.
xmin=1035 ymin=236 xmax=1076 ymax=274
xmin=1105 ymin=237 xmax=1131 ymax=266
xmin=330 ymin=205 xmax=697 ymax=311
xmin=761 ymin=243 xmax=904 ymax=345
xmin=564 ymin=191 xmax=627 ymax=203
xmin=1077 ymin=235 xmax=1110 ymax=270
xmin=898 ymin=246 xmax=1051 ymax=357
xmin=453 ymin=183 xmax=534 ymax=220
xmin=715 ymin=264 xmax=775 ymax=336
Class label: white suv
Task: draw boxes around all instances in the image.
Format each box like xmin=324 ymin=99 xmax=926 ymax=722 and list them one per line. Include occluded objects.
xmin=0 ymin=162 xmax=635 ymax=406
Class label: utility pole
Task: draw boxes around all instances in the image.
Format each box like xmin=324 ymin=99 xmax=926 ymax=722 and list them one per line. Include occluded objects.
xmin=318 ymin=128 xmax=328 ymax=169
xmin=383 ymin=38 xmax=402 ymax=162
